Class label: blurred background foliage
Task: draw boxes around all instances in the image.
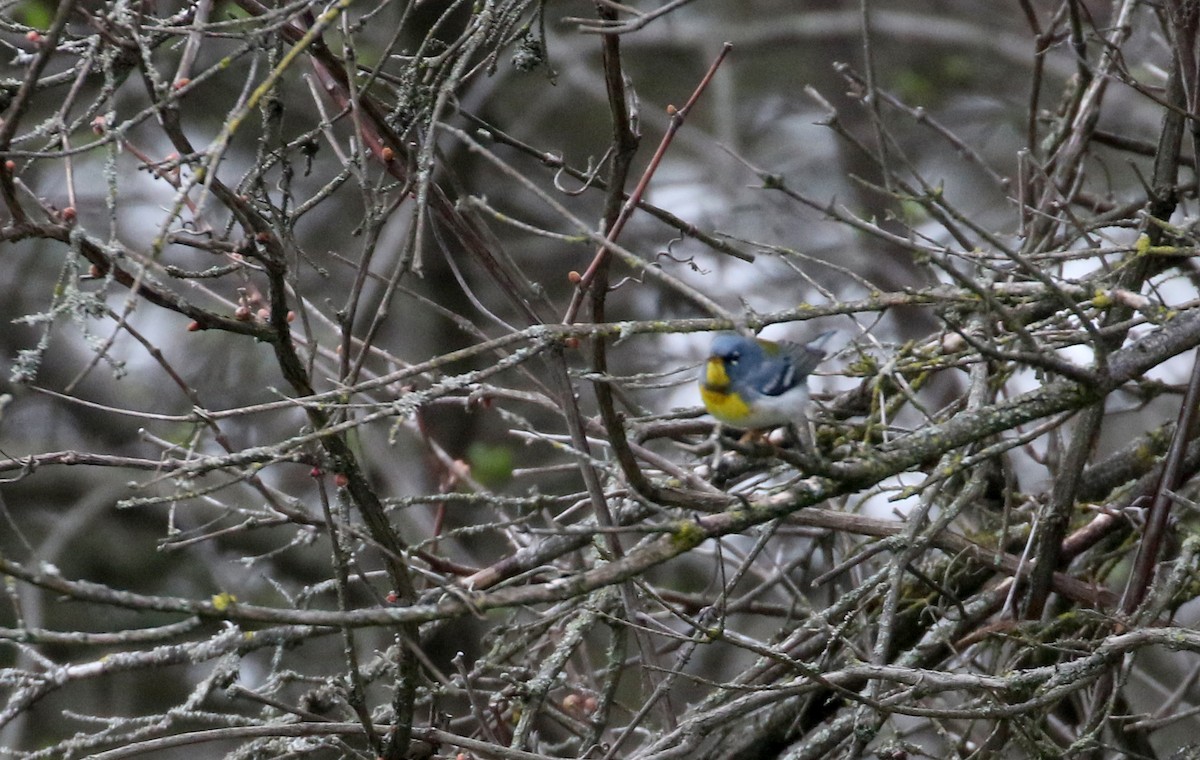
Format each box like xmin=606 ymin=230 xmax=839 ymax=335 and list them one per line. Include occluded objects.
xmin=4 ymin=0 xmax=1200 ymax=757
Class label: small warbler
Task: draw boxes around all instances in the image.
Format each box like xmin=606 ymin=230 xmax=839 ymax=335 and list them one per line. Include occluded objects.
xmin=699 ymin=331 xmax=833 ymax=430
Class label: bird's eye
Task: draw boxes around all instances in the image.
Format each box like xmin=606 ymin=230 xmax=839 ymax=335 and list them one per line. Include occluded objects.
xmin=728 ymin=352 xmax=740 ymax=364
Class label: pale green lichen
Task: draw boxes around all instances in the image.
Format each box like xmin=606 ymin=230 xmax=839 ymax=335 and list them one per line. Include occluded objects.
xmin=670 ymin=521 xmax=706 ymax=550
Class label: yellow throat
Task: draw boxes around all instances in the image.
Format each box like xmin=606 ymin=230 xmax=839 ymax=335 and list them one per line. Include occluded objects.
xmin=700 ymin=357 xmax=751 ymax=423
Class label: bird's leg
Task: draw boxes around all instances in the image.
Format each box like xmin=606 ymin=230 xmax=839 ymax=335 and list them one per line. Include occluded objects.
xmin=738 ymin=429 xmax=769 ymax=445
xmin=710 ymin=426 xmax=765 ymax=478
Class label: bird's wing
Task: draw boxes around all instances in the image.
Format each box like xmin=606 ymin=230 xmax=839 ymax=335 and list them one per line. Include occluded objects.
xmin=757 ymin=332 xmax=834 ymax=396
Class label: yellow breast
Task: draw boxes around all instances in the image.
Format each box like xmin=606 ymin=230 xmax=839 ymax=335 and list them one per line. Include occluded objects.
xmin=700 ymin=357 xmax=752 ymax=424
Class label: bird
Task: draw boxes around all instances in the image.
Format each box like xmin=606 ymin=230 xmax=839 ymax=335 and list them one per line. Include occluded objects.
xmin=699 ymin=331 xmax=834 ymax=431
